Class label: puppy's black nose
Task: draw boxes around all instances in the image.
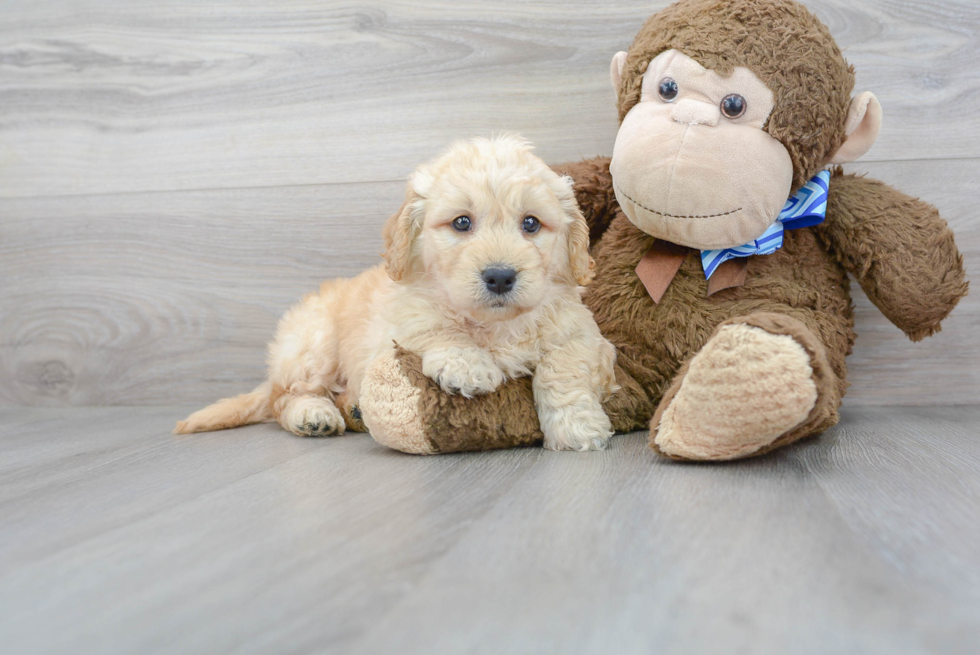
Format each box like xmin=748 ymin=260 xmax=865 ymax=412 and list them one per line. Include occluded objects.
xmin=482 ymin=266 xmax=517 ymax=295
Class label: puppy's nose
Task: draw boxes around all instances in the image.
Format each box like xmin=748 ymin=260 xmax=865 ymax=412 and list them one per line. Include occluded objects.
xmin=482 ymin=266 xmax=517 ymax=295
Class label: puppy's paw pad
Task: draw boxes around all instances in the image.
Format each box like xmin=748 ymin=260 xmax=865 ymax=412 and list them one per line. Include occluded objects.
xmin=282 ymin=397 xmax=346 ymax=438
xmin=300 ymin=421 xmax=342 ymax=437
xmin=422 ymin=347 xmax=505 ymax=397
xmin=544 ymin=434 xmax=610 ymax=452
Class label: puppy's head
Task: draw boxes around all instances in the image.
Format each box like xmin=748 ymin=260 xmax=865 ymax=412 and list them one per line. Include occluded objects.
xmin=382 ymin=135 xmax=594 ymax=323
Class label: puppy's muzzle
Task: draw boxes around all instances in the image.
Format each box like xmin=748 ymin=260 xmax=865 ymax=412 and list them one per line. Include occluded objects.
xmin=481 ymin=265 xmax=517 ymax=295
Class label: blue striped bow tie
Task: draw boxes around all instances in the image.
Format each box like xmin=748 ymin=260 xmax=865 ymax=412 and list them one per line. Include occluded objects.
xmin=700 ymin=170 xmax=831 ymax=279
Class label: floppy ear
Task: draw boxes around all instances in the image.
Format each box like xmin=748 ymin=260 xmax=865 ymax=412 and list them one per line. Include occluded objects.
xmin=553 ymin=175 xmax=595 ymax=286
xmin=567 ymin=201 xmax=596 ymax=287
xmin=381 ymin=187 xmax=422 ymax=282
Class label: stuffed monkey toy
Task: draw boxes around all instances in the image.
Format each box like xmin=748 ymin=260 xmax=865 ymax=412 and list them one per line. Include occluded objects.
xmin=355 ymin=0 xmax=968 ymax=460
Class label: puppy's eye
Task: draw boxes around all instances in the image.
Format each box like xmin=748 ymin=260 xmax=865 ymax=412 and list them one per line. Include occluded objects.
xmin=721 ymin=93 xmax=746 ymax=119
xmin=522 ymin=216 xmax=541 ymax=234
xmin=451 ymin=216 xmax=472 ymax=232
xmin=658 ymin=77 xmax=679 ymax=102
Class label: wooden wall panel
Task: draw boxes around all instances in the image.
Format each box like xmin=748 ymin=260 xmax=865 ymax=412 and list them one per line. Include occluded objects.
xmin=1 ymin=159 xmax=975 ymax=406
xmin=0 ymin=181 xmax=402 ymax=405
xmin=1 ymin=0 xmax=978 ymax=197
xmin=1 ymin=0 xmax=977 ymax=406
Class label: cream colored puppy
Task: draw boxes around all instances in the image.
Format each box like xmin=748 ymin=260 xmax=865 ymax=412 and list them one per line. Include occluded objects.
xmin=176 ymin=135 xmax=616 ymax=451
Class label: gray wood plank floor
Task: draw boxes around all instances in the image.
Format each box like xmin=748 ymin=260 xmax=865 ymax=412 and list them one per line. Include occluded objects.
xmin=1 ymin=406 xmax=978 ymax=654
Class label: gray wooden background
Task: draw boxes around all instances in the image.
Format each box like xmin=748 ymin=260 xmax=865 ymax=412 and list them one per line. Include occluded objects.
xmin=1 ymin=0 xmax=977 ymax=408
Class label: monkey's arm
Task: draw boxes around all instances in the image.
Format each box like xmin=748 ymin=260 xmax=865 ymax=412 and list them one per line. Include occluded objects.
xmin=551 ymin=157 xmax=618 ymax=246
xmin=817 ymin=170 xmax=968 ymax=341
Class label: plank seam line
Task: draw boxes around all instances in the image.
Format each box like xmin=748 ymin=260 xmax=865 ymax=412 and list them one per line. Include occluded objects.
xmin=2 ymin=156 xmax=979 ymax=202
xmin=0 ymin=178 xmax=407 ymax=203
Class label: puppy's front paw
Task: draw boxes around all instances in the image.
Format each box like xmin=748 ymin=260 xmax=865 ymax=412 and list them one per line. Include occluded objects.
xmin=421 ymin=347 xmax=505 ymax=398
xmin=280 ymin=396 xmax=346 ymax=437
xmin=539 ymin=405 xmax=613 ymax=452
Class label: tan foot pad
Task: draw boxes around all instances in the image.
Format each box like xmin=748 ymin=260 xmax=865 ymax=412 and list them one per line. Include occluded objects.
xmin=359 ymin=349 xmax=435 ymax=455
xmin=654 ymin=323 xmax=818 ymax=460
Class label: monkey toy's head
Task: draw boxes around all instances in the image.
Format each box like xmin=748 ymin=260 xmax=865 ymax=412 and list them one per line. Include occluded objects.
xmin=609 ymin=0 xmax=882 ymax=250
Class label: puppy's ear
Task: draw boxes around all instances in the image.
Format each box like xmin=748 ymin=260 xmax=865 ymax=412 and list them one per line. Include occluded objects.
xmin=558 ymin=175 xmax=595 ymax=286
xmin=568 ymin=206 xmax=596 ymax=286
xmin=382 ymin=186 xmax=422 ymax=282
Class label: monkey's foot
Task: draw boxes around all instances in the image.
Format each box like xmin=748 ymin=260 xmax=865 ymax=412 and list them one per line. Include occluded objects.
xmin=650 ymin=313 xmax=834 ymax=461
xmin=359 ymin=349 xmax=435 ymax=454
xmin=360 ymin=347 xmax=543 ymax=454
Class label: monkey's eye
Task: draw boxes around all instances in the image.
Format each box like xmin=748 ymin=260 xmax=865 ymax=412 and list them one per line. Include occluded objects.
xmin=451 ymin=216 xmax=472 ymax=232
xmin=721 ymin=94 xmax=747 ymax=119
xmin=522 ymin=216 xmax=541 ymax=234
xmin=658 ymin=77 xmax=679 ymax=102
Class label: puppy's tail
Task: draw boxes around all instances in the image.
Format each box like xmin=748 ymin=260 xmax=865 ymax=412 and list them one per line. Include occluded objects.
xmin=174 ymin=381 xmax=274 ymax=434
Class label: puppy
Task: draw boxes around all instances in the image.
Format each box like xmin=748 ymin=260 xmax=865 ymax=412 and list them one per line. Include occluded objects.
xmin=176 ymin=135 xmax=617 ymax=451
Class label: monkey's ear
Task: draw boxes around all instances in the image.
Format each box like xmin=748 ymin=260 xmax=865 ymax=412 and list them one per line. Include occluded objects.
xmin=829 ymin=92 xmax=882 ymax=165
xmin=610 ymin=51 xmax=628 ymax=95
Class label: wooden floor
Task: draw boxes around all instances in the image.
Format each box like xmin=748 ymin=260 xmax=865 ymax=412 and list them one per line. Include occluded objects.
xmin=1 ymin=405 xmax=978 ymax=654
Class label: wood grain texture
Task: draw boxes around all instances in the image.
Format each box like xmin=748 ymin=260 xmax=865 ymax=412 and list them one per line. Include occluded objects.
xmin=1 ymin=159 xmax=976 ymax=406
xmin=0 ymin=405 xmax=978 ymax=654
xmin=0 ymin=180 xmax=403 ymax=406
xmin=1 ymin=1 xmax=977 ymax=406
xmin=1 ymin=0 xmax=979 ymax=198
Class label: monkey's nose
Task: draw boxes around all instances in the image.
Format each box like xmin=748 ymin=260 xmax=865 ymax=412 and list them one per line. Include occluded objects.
xmin=482 ymin=265 xmax=517 ymax=295
xmin=670 ymin=98 xmax=720 ymax=127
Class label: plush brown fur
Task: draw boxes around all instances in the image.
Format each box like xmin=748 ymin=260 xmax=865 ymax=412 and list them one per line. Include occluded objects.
xmin=394 ymin=347 xmax=543 ymax=453
xmin=817 ymin=169 xmax=969 ymax=341
xmin=617 ymin=0 xmax=853 ymax=191
xmin=364 ymin=0 xmax=968 ymax=459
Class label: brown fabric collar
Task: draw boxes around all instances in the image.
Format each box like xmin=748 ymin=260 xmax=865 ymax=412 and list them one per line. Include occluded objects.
xmin=635 ymin=240 xmax=747 ymax=303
